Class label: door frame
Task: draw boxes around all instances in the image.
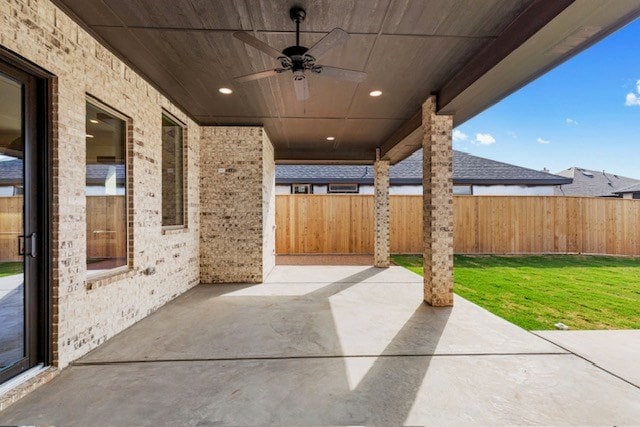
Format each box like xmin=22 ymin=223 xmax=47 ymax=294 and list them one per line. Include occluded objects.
xmin=0 ymin=47 xmax=53 ymax=384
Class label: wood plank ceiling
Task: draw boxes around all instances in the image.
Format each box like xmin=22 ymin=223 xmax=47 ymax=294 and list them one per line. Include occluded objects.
xmin=52 ymin=0 xmax=639 ymax=163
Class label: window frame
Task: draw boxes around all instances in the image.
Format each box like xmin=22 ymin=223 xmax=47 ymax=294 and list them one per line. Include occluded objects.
xmin=160 ymin=110 xmax=187 ymax=230
xmin=328 ymin=183 xmax=359 ymax=194
xmin=85 ymin=96 xmax=132 ymax=281
xmin=453 ymin=185 xmax=473 ymax=195
xmin=292 ymin=184 xmax=312 ymax=194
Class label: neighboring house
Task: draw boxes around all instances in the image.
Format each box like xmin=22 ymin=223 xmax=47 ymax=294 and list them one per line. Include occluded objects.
xmin=0 ymin=159 xmax=125 ymax=196
xmin=276 ymin=150 xmax=571 ymax=196
xmin=555 ymin=167 xmax=640 ymax=198
xmin=0 ymin=159 xmax=23 ymax=196
xmin=614 ymin=183 xmax=640 ymax=199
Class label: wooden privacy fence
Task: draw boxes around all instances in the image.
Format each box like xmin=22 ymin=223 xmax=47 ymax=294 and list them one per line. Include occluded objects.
xmin=0 ymin=196 xmax=23 ymax=261
xmin=86 ymin=196 xmax=127 ymax=261
xmin=276 ymin=195 xmax=374 ymax=254
xmin=0 ymin=195 xmax=126 ymax=262
xmin=276 ymin=195 xmax=640 ymax=256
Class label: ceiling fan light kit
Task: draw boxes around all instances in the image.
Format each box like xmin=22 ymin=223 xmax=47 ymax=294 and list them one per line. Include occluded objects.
xmin=233 ymin=7 xmax=368 ymax=101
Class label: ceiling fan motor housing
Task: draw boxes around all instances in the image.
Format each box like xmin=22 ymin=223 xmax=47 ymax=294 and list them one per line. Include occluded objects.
xmin=281 ymin=45 xmax=314 ymax=72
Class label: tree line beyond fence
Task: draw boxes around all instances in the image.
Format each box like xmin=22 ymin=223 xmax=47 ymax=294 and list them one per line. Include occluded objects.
xmin=275 ymin=195 xmax=640 ymax=256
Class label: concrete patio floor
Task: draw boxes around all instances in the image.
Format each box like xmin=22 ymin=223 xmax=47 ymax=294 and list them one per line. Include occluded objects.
xmin=1 ymin=266 xmax=640 ymax=425
xmin=534 ymin=329 xmax=640 ymax=389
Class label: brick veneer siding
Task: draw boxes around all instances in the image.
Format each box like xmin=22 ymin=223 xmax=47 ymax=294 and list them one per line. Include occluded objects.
xmin=422 ymin=96 xmax=454 ymax=306
xmin=0 ymin=0 xmax=200 ymax=376
xmin=374 ymin=159 xmax=390 ymax=268
xmin=200 ymin=127 xmax=276 ymax=283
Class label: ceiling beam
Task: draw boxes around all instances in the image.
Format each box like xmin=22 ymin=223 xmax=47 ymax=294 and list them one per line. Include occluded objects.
xmin=379 ymin=111 xmax=422 ymax=163
xmin=379 ymin=0 xmax=575 ymax=165
xmin=438 ymin=0 xmax=575 ymax=111
xmin=275 ymin=150 xmax=376 ymax=165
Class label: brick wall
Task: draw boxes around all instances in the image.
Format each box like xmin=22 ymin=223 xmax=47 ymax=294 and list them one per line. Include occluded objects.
xmin=0 ymin=0 xmax=200 ymax=368
xmin=200 ymin=127 xmax=275 ymax=283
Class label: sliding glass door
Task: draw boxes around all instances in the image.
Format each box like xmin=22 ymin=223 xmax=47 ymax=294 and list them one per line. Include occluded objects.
xmin=0 ymin=60 xmax=45 ymax=384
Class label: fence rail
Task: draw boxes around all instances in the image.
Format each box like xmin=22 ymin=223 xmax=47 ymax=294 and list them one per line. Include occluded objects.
xmin=276 ymin=195 xmax=640 ymax=256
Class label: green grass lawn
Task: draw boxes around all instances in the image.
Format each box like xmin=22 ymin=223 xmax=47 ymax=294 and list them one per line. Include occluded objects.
xmin=0 ymin=262 xmax=23 ymax=278
xmin=392 ymin=254 xmax=640 ymax=330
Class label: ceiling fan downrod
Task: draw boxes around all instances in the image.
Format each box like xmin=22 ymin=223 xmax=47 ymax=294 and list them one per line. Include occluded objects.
xmin=290 ymin=7 xmax=306 ymax=47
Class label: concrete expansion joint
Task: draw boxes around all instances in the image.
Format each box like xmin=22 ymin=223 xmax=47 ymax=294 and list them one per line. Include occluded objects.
xmin=530 ymin=331 xmax=640 ymax=391
xmin=69 ymin=351 xmax=573 ymax=367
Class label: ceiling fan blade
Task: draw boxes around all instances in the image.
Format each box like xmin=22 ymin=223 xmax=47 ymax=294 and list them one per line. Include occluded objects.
xmin=305 ymin=28 xmax=350 ymax=60
xmin=316 ymin=66 xmax=367 ymax=83
xmin=293 ymin=76 xmax=309 ymax=101
xmin=233 ymin=31 xmax=283 ymax=60
xmin=235 ymin=69 xmax=281 ymax=83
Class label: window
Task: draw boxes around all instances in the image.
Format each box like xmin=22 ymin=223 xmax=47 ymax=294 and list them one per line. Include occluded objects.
xmin=633 ymin=193 xmax=640 ymax=200
xmin=328 ymin=183 xmax=358 ymax=193
xmin=292 ymin=184 xmax=311 ymax=194
xmin=453 ymin=185 xmax=472 ymax=195
xmin=161 ymin=113 xmax=185 ymax=227
xmin=86 ymin=100 xmax=128 ymax=275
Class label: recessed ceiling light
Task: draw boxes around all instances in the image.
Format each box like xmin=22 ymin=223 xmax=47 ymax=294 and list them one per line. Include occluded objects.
xmin=86 ymin=134 xmax=94 ymax=138
xmin=219 ymin=87 xmax=233 ymax=95
xmin=89 ymin=119 xmax=99 ymax=124
xmin=326 ymin=136 xmax=335 ymax=141
xmin=369 ymin=90 xmax=383 ymax=97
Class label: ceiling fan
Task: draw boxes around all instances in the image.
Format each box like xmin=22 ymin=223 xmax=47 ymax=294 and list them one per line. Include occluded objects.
xmin=233 ymin=6 xmax=367 ymax=101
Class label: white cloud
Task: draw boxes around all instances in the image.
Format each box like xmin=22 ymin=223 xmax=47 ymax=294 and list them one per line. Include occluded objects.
xmin=474 ymin=133 xmax=496 ymax=145
xmin=537 ymin=137 xmax=551 ymax=144
xmin=626 ymin=93 xmax=640 ymax=106
xmin=566 ymin=118 xmax=578 ymax=125
xmin=452 ymin=129 xmax=468 ymax=142
xmin=625 ymin=80 xmax=640 ymax=106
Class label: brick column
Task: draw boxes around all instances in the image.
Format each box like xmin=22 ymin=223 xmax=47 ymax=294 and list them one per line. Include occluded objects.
xmin=374 ymin=153 xmax=390 ymax=268
xmin=422 ymin=96 xmax=454 ymax=306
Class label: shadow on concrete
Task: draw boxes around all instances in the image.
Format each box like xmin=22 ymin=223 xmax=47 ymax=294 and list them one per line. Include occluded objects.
xmin=305 ymin=266 xmax=385 ymax=298
xmin=339 ymin=305 xmax=451 ymax=424
xmin=0 ymin=267 xmax=450 ymax=425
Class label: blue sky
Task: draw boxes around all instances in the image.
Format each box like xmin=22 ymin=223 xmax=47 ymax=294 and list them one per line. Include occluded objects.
xmin=453 ymin=17 xmax=640 ymax=179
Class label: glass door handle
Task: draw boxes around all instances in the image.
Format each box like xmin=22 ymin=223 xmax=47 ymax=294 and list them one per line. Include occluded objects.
xmin=17 ymin=234 xmax=25 ymax=256
xmin=17 ymin=233 xmax=37 ymax=257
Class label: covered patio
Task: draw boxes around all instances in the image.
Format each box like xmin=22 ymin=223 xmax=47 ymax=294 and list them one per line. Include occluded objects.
xmin=2 ymin=0 xmax=640 ymax=418
xmin=1 ymin=265 xmax=639 ymax=425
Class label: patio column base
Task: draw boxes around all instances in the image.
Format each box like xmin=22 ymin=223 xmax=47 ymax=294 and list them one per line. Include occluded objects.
xmin=422 ymin=96 xmax=454 ymax=306
xmin=374 ymin=152 xmax=390 ymax=268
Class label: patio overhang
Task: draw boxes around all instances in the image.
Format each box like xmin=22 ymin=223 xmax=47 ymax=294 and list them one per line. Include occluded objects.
xmin=51 ymin=0 xmax=640 ymax=164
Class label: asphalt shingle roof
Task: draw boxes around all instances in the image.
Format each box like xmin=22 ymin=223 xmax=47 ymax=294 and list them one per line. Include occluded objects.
xmin=0 ymin=159 xmax=22 ymax=184
xmin=0 ymin=159 xmax=125 ymax=185
xmin=554 ymin=167 xmax=640 ymax=197
xmin=614 ymin=183 xmax=640 ymax=194
xmin=277 ymin=150 xmax=571 ymax=186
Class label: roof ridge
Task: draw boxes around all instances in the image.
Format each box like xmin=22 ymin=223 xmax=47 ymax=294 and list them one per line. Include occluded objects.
xmin=567 ymin=166 xmax=640 ymax=182
xmin=456 ymin=150 xmax=565 ymax=179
